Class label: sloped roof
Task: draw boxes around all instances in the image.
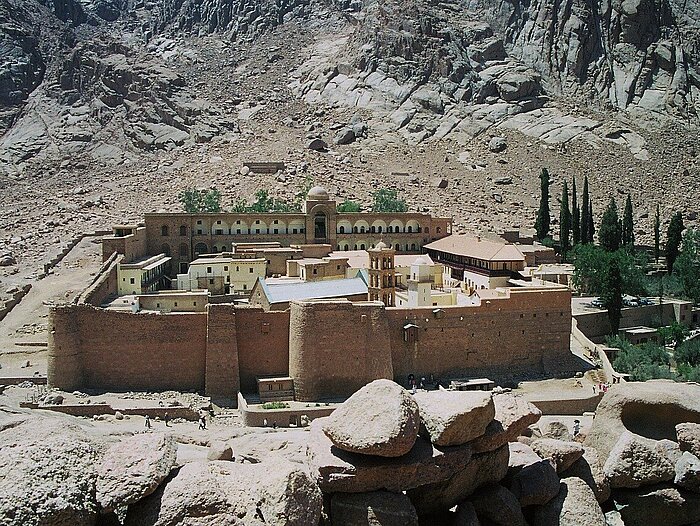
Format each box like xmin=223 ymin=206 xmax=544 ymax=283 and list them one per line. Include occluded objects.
xmin=258 ymin=276 xmax=368 ymax=305
xmin=424 ymin=235 xmax=525 ymax=262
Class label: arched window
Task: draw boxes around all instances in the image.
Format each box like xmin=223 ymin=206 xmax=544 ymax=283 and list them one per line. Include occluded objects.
xmin=344 ymin=244 xmax=349 ymax=251
xmin=360 ymin=244 xmax=366 ymax=250
xmin=314 ymin=213 xmax=327 ymax=240
xmin=360 ymin=226 xmax=366 ymax=233
xmin=212 ymin=246 xmax=218 ymax=253
xmin=161 ymin=244 xmax=170 ymax=256
xmin=387 ymin=226 xmax=392 ymax=233
xmin=407 ymin=226 xmax=413 ymax=233
xmin=339 ymin=226 xmax=345 ymax=234
xmin=371 ymin=226 xmax=376 ymax=233
xmin=194 ymin=243 xmax=208 ymax=256
xmin=179 ymin=243 xmax=188 ymax=256
xmin=353 ymin=226 xmax=358 ymax=234
xmin=377 ymin=226 xmax=382 ymax=233
xmin=161 ymin=225 xmax=169 ymax=236
xmin=411 ymin=243 xmax=416 ymax=251
xmin=395 ymin=244 xmax=400 ymax=251
xmin=436 ymin=227 xmax=442 ymax=234
xmin=179 ymin=225 xmax=187 ymax=236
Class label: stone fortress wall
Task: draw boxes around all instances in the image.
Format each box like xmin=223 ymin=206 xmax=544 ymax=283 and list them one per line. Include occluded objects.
xmin=48 ymin=287 xmax=576 ymax=405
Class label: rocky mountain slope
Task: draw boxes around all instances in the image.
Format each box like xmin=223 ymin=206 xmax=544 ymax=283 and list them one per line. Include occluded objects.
xmin=0 ymin=0 xmax=698 ymax=281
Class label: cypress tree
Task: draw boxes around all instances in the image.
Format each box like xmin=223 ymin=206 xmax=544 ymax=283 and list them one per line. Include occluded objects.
xmin=666 ymin=211 xmax=685 ymax=273
xmin=560 ymin=181 xmax=571 ymax=260
xmin=654 ymin=204 xmax=661 ymax=262
xmin=599 ymin=197 xmax=622 ymax=252
xmin=622 ymin=194 xmax=634 ymax=247
xmin=581 ymin=176 xmax=590 ymax=244
xmin=535 ymin=168 xmax=551 ymax=240
xmin=572 ymin=177 xmax=580 ymax=246
xmin=602 ymin=256 xmax=623 ymax=334
xmin=588 ymin=199 xmax=595 ymax=244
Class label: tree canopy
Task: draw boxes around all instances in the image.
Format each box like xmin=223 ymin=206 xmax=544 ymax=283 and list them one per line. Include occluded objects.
xmin=337 ymin=200 xmax=361 ymax=213
xmin=599 ymin=197 xmax=621 ymax=252
xmin=372 ymin=189 xmax=408 ymax=213
xmin=622 ymin=194 xmax=634 ymax=247
xmin=666 ymin=211 xmax=685 ymax=273
xmin=535 ymin=168 xmax=551 ymax=240
xmin=572 ymin=244 xmax=647 ymax=297
xmin=673 ymin=228 xmax=700 ymax=304
xmin=232 ymin=189 xmax=301 ymax=213
xmin=559 ymin=181 xmax=571 ymax=260
xmin=179 ymin=188 xmax=222 ymax=213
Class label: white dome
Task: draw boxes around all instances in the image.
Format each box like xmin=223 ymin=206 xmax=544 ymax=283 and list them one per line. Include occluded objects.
xmin=307 ymin=186 xmax=330 ymax=200
xmin=375 ymin=240 xmax=388 ymax=250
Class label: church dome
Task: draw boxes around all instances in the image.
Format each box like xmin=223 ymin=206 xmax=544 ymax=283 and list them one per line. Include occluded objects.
xmin=375 ymin=241 xmax=388 ymax=250
xmin=307 ymin=186 xmax=330 ymax=200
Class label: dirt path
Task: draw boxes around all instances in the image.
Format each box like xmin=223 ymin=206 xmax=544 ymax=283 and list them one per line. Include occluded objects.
xmin=0 ymin=237 xmax=102 ymax=375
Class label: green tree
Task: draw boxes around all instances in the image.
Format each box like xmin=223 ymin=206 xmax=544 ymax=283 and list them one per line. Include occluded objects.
xmin=535 ymin=168 xmax=551 ymax=240
xmin=654 ymin=204 xmax=661 ymax=262
xmin=602 ymin=256 xmax=623 ymax=334
xmin=179 ymin=188 xmax=222 ymax=213
xmin=572 ymin=244 xmax=647 ymax=297
xmin=599 ymin=198 xmax=621 ymax=252
xmin=676 ymin=338 xmax=700 ymax=367
xmin=560 ymin=181 xmax=571 ymax=260
xmin=337 ymin=200 xmax=361 ymax=213
xmin=658 ymin=321 xmax=690 ymax=349
xmin=581 ymin=176 xmax=590 ymax=244
xmin=572 ymin=177 xmax=580 ymax=246
xmin=666 ymin=212 xmax=685 ymax=274
xmin=673 ymin=228 xmax=700 ymax=304
xmin=612 ymin=342 xmax=674 ymax=381
xmin=587 ymin=199 xmax=595 ymax=244
xmin=372 ymin=189 xmax=408 ymax=213
xmin=622 ymin=194 xmax=634 ymax=247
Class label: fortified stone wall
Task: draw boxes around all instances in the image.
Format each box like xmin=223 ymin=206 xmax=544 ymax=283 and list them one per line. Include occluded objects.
xmin=387 ymin=288 xmax=574 ymax=385
xmin=289 ymin=300 xmax=393 ymax=401
xmin=574 ymin=303 xmax=680 ymax=342
xmin=102 ymin=227 xmax=147 ymax=263
xmin=78 ymin=253 xmax=121 ymax=306
xmin=48 ymin=305 xmax=208 ymax=392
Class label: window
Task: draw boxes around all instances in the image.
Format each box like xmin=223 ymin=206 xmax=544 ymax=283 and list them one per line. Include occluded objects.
xmin=236 ymin=229 xmax=241 ymax=234
xmin=243 ymin=284 xmax=247 ymax=290
xmin=436 ymin=227 xmax=442 ymax=234
xmin=255 ymin=229 xmax=260 ymax=234
xmin=207 ymin=267 xmax=212 ymax=273
xmin=255 ymin=220 xmax=260 ymax=224
xmin=161 ymin=244 xmax=171 ymax=256
xmin=197 ymin=229 xmax=203 ymax=235
xmin=236 ymin=266 xmax=240 ymax=271
xmin=216 ymin=220 xmax=221 ymax=224
xmin=157 ymin=303 xmax=160 ymax=308
xmin=209 ymin=279 xmax=214 ymax=285
xmin=273 ymin=229 xmax=279 ymax=234
xmin=249 ymin=268 xmax=254 ymax=273
xmin=161 ymin=226 xmax=169 ymax=236
xmin=407 ymin=226 xmax=413 ymax=233
xmin=216 ymin=229 xmax=223 ymax=235
xmin=130 ymin=278 xmax=135 ymax=284
xmin=224 ymin=266 xmax=228 ymax=271
xmin=180 ymin=225 xmax=187 ymax=236
xmin=313 ymin=268 xmax=318 ymax=274
xmin=339 ymin=226 xmax=345 ymax=234
xmin=197 ymin=220 xmax=202 ymax=225
xmin=174 ymin=302 xmax=178 ymax=307
xmin=273 ymin=220 xmax=278 ymax=224
xmin=193 ymin=302 xmax=197 ymax=306
xmin=179 ymin=243 xmax=188 ymax=256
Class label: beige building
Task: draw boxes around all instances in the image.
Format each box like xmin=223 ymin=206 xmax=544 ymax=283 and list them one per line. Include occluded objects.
xmin=117 ymin=253 xmax=171 ymax=296
xmin=286 ymin=256 xmax=349 ymax=282
xmin=176 ymin=255 xmax=266 ymax=295
xmin=104 ymin=290 xmax=208 ymax=313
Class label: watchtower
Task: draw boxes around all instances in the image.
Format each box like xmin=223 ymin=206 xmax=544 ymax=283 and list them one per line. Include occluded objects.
xmin=367 ymin=241 xmax=396 ymax=306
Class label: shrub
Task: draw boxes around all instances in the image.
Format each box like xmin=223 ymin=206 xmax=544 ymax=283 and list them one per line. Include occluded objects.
xmin=261 ymin=402 xmax=289 ymax=410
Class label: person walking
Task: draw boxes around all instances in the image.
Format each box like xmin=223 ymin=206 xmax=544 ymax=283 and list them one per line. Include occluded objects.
xmin=164 ymin=412 xmax=170 ymax=427
xmin=199 ymin=414 xmax=206 ymax=430
xmin=145 ymin=414 xmax=151 ymax=429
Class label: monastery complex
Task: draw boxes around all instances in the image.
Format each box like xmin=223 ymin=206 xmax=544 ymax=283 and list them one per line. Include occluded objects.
xmin=49 ymin=188 xmax=587 ymax=409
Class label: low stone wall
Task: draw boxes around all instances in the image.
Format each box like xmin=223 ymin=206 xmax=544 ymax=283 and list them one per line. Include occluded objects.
xmin=529 ymin=393 xmax=603 ymax=415
xmin=28 ymin=403 xmax=198 ymax=420
xmin=78 ymin=252 xmax=121 ymax=306
xmin=237 ymin=392 xmax=335 ymax=428
xmin=0 ymin=283 xmax=32 ymax=322
xmin=0 ymin=375 xmax=47 ymax=386
xmin=574 ymin=303 xmax=678 ymax=342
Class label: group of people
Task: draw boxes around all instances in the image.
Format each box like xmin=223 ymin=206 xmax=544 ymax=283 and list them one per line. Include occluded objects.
xmin=593 ymin=383 xmax=610 ymax=394
xmin=143 ymin=411 xmax=207 ymax=429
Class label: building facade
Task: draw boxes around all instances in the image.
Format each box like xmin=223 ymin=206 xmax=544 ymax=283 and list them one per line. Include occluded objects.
xmin=142 ymin=187 xmax=452 ymax=277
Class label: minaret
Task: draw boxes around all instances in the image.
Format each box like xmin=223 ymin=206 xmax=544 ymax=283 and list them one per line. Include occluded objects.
xmin=407 ymin=255 xmax=433 ymax=306
xmin=367 ymin=241 xmax=396 ymax=307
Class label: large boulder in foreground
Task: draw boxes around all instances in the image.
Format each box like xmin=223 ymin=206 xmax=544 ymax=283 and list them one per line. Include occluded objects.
xmin=97 ymin=433 xmax=177 ymax=515
xmin=676 ymin=422 xmax=700 ymax=457
xmin=126 ymin=459 xmax=321 ymax=526
xmin=532 ymin=477 xmax=606 ymax=526
xmin=560 ymin=446 xmax=610 ymax=503
xmin=0 ymin=415 xmax=101 ymax=526
xmin=530 ymin=438 xmax=584 ymax=473
xmin=414 ymin=390 xmax=495 ymax=446
xmin=470 ymin=394 xmax=541 ymax=453
xmin=613 ymin=484 xmax=700 ymax=526
xmin=309 ymin=419 xmax=472 ymax=493
xmin=508 ymin=458 xmax=560 ymax=506
xmin=469 ymin=484 xmax=527 ymax=526
xmin=674 ymin=451 xmax=700 ymax=492
xmin=407 ymin=444 xmax=509 ymax=515
xmin=330 ymin=491 xmax=418 ymax=526
xmin=585 ymin=381 xmax=700 ymax=463
xmin=322 ymin=380 xmax=420 ymax=457
xmin=603 ymin=431 xmax=675 ymax=489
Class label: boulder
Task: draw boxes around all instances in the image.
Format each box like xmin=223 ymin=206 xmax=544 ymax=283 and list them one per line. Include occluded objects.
xmin=508 ymin=459 xmax=560 ymax=506
xmin=532 ymin=477 xmax=606 ymax=526
xmin=124 ymin=462 xmax=236 ymax=525
xmin=585 ymin=382 xmax=700 ymax=463
xmin=488 ymin=136 xmax=507 ymax=153
xmin=0 ymin=416 xmax=101 ymax=526
xmin=322 ymin=379 xmax=420 ymax=457
xmin=657 ymin=438 xmax=683 ymax=464
xmin=97 ymin=433 xmax=178 ymax=515
xmin=539 ymin=420 xmax=573 ymax=441
xmin=531 ymin=438 xmax=584 ymax=473
xmin=307 ymin=138 xmax=328 ymax=151
xmin=603 ymin=431 xmax=675 ymax=488
xmin=560 ymin=446 xmax=611 ymax=503
xmin=507 ymin=441 xmax=543 ymax=472
xmin=469 ymin=484 xmax=527 ymax=526
xmin=334 ymin=128 xmax=356 ymax=145
xmin=676 ymin=423 xmax=700 ymax=457
xmin=229 ymin=429 xmax=309 ymax=464
xmin=128 ymin=459 xmax=321 ymax=526
xmin=674 ymin=451 xmax=700 ymax=492
xmin=494 ymin=176 xmax=512 ymax=185
xmin=453 ymin=502 xmax=480 ymax=525
xmin=414 ymin=390 xmax=495 ymax=446
xmin=407 ymin=445 xmax=509 ymax=515
xmin=470 ymin=394 xmax=542 ymax=453
xmin=613 ymin=484 xmax=700 ymax=526
xmin=44 ymin=393 xmax=65 ymax=405
xmin=309 ymin=419 xmax=472 ymax=493
xmin=330 ymin=491 xmax=418 ymax=526
xmin=207 ymin=441 xmax=233 ymax=461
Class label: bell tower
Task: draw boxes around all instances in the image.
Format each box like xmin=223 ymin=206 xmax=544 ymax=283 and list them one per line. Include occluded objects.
xmin=367 ymin=241 xmax=396 ymax=307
